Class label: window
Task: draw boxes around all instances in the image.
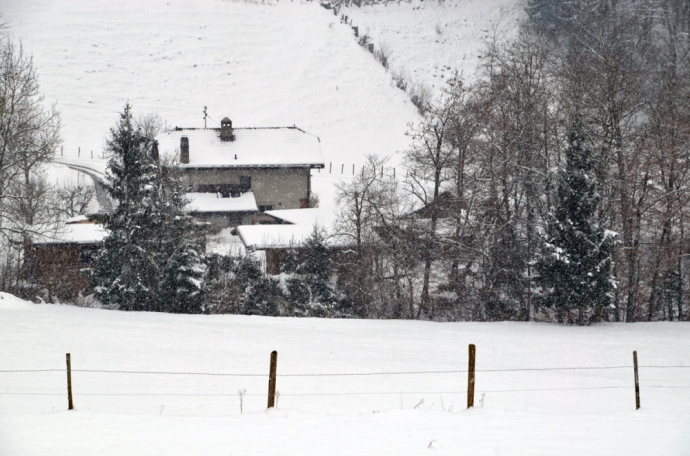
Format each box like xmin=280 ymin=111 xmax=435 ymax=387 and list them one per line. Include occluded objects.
xmin=79 ymin=247 xmax=97 ymax=263
xmin=258 ymin=205 xmax=273 ymax=212
xmin=240 ymin=176 xmax=251 ymax=190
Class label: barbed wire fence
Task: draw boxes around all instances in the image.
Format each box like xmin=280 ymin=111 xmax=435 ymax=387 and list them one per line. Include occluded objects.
xmin=1 ymin=346 xmax=688 ymax=411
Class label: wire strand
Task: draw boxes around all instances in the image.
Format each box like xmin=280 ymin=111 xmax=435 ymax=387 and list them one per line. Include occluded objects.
xmin=1 ymin=365 xmax=687 ymax=375
xmin=1 ymin=386 xmax=688 ymax=397
xmin=72 ymin=369 xmax=265 ymax=377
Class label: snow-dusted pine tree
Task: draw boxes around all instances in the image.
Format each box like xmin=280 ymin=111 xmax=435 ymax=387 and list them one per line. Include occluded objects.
xmin=284 ymin=228 xmax=338 ymax=317
xmin=156 ymin=163 xmax=206 ymax=314
xmin=534 ymin=122 xmax=615 ymax=324
xmin=94 ymin=104 xmax=206 ymax=312
xmin=93 ymin=104 xmax=159 ymax=311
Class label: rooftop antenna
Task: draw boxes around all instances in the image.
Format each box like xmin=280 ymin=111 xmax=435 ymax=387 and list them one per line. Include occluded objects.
xmin=203 ymin=106 xmax=208 ymax=128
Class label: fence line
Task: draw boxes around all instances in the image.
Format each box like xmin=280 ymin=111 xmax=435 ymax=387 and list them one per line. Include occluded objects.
xmin=2 ymin=385 xmax=689 ymax=398
xmin=2 ymin=349 xmax=688 ymax=412
xmin=1 ymin=365 xmax=687 ymax=376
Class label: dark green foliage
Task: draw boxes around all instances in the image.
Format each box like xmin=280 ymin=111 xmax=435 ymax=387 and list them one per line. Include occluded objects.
xmin=156 ymin=167 xmax=206 ymax=313
xmin=534 ymin=124 xmax=615 ymax=323
xmin=93 ymin=104 xmax=206 ymax=313
xmin=283 ymin=228 xmax=340 ymax=317
xmin=93 ymin=104 xmax=158 ymax=311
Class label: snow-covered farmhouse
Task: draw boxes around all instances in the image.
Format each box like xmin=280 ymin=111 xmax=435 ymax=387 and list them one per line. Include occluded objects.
xmin=23 ymin=216 xmax=108 ymax=301
xmin=156 ymin=117 xmax=325 ymax=230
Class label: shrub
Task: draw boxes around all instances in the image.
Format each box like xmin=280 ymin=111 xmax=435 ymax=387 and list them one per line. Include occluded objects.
xmin=409 ymin=80 xmax=433 ymax=114
xmin=391 ymin=66 xmax=409 ymax=91
xmin=374 ymin=42 xmax=392 ymax=69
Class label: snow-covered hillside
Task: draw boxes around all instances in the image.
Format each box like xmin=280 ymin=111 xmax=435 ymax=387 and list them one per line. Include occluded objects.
xmin=1 ymin=297 xmax=689 ymax=454
xmin=343 ymin=0 xmax=525 ymax=96
xmin=1 ymin=0 xmax=424 ymax=206
xmin=2 ymin=0 xmax=524 ymax=209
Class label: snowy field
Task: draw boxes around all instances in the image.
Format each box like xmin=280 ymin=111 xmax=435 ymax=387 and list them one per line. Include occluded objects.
xmin=1 ymin=294 xmax=689 ymax=454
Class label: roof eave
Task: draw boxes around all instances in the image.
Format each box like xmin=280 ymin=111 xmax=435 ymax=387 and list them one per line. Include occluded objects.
xmin=180 ymin=163 xmax=325 ymax=170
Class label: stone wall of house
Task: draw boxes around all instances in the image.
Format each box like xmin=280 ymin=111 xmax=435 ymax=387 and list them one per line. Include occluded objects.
xmin=182 ymin=167 xmax=310 ymax=210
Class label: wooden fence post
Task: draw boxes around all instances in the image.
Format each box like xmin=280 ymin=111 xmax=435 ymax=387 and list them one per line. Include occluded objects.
xmin=78 ymin=147 xmax=80 ymax=157
xmin=267 ymin=350 xmax=278 ymax=408
xmin=467 ymin=344 xmax=475 ymax=408
xmin=633 ymin=351 xmax=640 ymax=410
xmin=66 ymin=353 xmax=73 ymax=410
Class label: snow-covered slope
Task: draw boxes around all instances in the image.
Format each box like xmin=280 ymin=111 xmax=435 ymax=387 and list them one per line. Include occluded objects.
xmin=1 ymin=300 xmax=689 ymax=454
xmin=343 ymin=0 xmax=525 ymax=96
xmin=2 ymin=0 xmax=423 ymax=206
xmin=2 ymin=0 xmax=526 ymax=212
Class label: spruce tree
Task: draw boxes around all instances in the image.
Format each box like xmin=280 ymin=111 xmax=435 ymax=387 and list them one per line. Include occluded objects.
xmin=93 ymin=104 xmax=207 ymax=312
xmin=534 ymin=123 xmax=615 ymax=324
xmin=156 ymin=164 xmax=206 ymax=313
xmin=284 ymin=228 xmax=337 ymax=317
xmin=93 ymin=104 xmax=158 ymax=311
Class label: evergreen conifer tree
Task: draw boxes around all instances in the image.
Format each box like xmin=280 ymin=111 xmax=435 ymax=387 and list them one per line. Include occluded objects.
xmin=156 ymin=164 xmax=206 ymax=313
xmin=93 ymin=104 xmax=207 ymax=312
xmin=284 ymin=228 xmax=337 ymax=317
xmin=534 ymin=123 xmax=615 ymax=324
xmin=93 ymin=104 xmax=158 ymax=311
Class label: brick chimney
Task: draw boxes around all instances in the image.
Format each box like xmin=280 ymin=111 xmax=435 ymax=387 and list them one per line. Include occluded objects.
xmin=220 ymin=117 xmax=235 ymax=142
xmin=180 ymin=136 xmax=189 ymax=164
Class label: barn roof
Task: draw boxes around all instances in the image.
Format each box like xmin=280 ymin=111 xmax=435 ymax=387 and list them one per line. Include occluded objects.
xmin=186 ymin=191 xmax=258 ymax=213
xmin=237 ymin=207 xmax=347 ymax=249
xmin=156 ymin=127 xmax=325 ymax=169
xmin=31 ymin=221 xmax=108 ymax=246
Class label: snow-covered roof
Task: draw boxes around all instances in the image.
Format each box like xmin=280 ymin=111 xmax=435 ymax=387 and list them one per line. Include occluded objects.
xmin=237 ymin=224 xmax=323 ymax=250
xmin=237 ymin=207 xmax=346 ymax=249
xmin=186 ymin=191 xmax=258 ymax=213
xmin=32 ymin=222 xmax=108 ymax=245
xmin=156 ymin=127 xmax=325 ymax=169
xmin=264 ymin=207 xmax=337 ymax=229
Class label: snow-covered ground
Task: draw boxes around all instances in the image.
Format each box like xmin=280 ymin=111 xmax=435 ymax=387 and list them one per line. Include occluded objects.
xmin=2 ymin=0 xmax=426 ymax=209
xmin=342 ymin=0 xmax=525 ymax=96
xmin=2 ymin=0 xmax=525 ymax=212
xmin=1 ymin=294 xmax=689 ymax=454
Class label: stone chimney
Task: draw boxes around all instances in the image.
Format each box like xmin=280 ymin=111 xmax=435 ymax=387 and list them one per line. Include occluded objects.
xmin=180 ymin=136 xmax=189 ymax=164
xmin=151 ymin=140 xmax=159 ymax=162
xmin=220 ymin=117 xmax=235 ymax=141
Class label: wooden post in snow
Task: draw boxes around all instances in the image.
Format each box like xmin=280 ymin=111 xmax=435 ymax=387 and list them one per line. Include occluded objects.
xmin=467 ymin=344 xmax=475 ymax=408
xmin=66 ymin=353 xmax=73 ymax=410
xmin=633 ymin=351 xmax=640 ymax=410
xmin=267 ymin=351 xmax=278 ymax=408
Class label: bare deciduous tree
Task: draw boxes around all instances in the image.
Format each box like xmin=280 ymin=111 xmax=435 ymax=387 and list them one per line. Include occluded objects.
xmin=0 ymin=37 xmax=61 ymax=292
